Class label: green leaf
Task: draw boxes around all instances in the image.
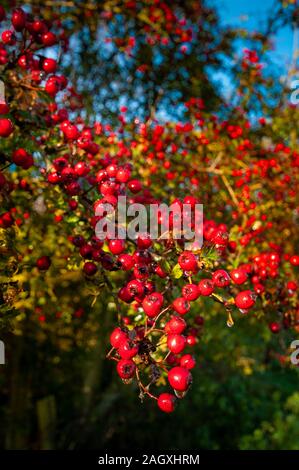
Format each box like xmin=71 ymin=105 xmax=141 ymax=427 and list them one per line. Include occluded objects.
xmin=172 ymin=263 xmax=183 ymax=279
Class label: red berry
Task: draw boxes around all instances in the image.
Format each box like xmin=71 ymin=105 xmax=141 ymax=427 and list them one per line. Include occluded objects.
xmin=182 ymin=283 xmax=199 ymax=301
xmin=212 ymin=269 xmax=230 ymax=287
xmin=168 ymin=366 xmax=192 ymax=392
xmin=167 ymin=334 xmax=186 ymax=354
xmin=106 ymin=164 xmax=118 ymax=177
xmin=116 ymin=167 xmax=131 ymax=183
xmin=12 ymin=148 xmax=34 ymax=169
xmin=127 ymin=279 xmax=144 ymax=299
xmin=287 ymin=281 xmax=297 ymax=291
xmin=42 ymin=32 xmax=57 ymax=47
xmin=118 ymin=286 xmax=133 ymax=303
xmin=142 ymin=292 xmax=164 ymax=318
xmin=198 ymin=279 xmax=214 ymax=296
xmin=64 ymin=124 xmax=79 ymax=140
xmin=235 ymin=290 xmax=256 ymax=310
xmin=195 ymin=315 xmax=204 ymax=326
xmin=0 ymin=102 xmax=9 ymax=114
xmin=254 ymin=283 xmax=265 ymax=295
xmin=0 ymin=118 xmax=13 ymax=137
xmin=180 ymin=354 xmax=196 ymax=370
xmin=165 ymin=316 xmax=187 ymax=334
xmin=116 ymin=359 xmax=136 ymax=379
xmin=1 ymin=30 xmax=16 ymax=45
xmin=118 ymin=340 xmax=138 ymax=360
xmin=157 ymin=393 xmax=176 ymax=413
xmin=68 ymin=199 xmax=78 ymax=210
xmin=186 ymin=335 xmax=197 ymax=346
xmin=269 ymin=322 xmax=280 ymax=334
xmin=36 ymin=256 xmax=51 ymax=271
xmin=110 ymin=327 xmax=128 ymax=348
xmin=290 ymin=255 xmax=299 ymax=266
xmin=128 ymin=179 xmax=142 ymax=193
xmin=230 ymin=268 xmax=248 ymax=285
xmin=79 ymin=243 xmax=93 ymax=259
xmin=172 ymin=297 xmax=190 ymax=315
xmin=117 ymin=253 xmax=134 ymax=271
xmin=42 ymin=58 xmax=57 ymax=74
xmin=0 ymin=211 xmax=14 ymax=228
xmin=178 ymin=251 xmax=198 ymax=273
xmin=12 ymin=8 xmax=26 ymax=31
xmin=212 ymin=229 xmax=229 ymax=246
xmin=108 ymin=239 xmax=125 ymax=255
xmin=83 ymin=261 xmax=97 ymax=276
xmin=137 ymin=233 xmax=152 ymax=249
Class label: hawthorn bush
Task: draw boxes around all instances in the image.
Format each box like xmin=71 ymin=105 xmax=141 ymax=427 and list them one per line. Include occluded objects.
xmin=0 ymin=1 xmax=298 ymax=450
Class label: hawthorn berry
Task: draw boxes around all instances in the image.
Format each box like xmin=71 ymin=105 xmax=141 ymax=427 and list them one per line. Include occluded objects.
xmin=269 ymin=322 xmax=280 ymax=334
xmin=116 ymin=359 xmax=136 ymax=380
xmin=134 ymin=264 xmax=149 ymax=280
xmin=180 ymin=354 xmax=196 ymax=370
xmin=0 ymin=118 xmax=13 ymax=137
xmin=182 ymin=283 xmax=200 ymax=301
xmin=36 ymin=256 xmax=51 ymax=271
xmin=165 ymin=316 xmax=187 ymax=334
xmin=118 ymin=286 xmax=133 ymax=303
xmin=110 ymin=327 xmax=128 ymax=348
xmin=235 ymin=290 xmax=256 ymax=310
xmin=127 ymin=279 xmax=144 ymax=299
xmin=116 ymin=167 xmax=131 ymax=183
xmin=287 ymin=281 xmax=297 ymax=292
xmin=178 ymin=251 xmax=198 ymax=273
xmin=117 ymin=340 xmax=138 ymax=360
xmin=290 ymin=255 xmax=299 ymax=267
xmin=128 ymin=179 xmax=142 ymax=193
xmin=12 ymin=8 xmax=26 ymax=31
xmin=168 ymin=366 xmax=192 ymax=392
xmin=212 ymin=269 xmax=230 ymax=287
xmin=83 ymin=261 xmax=97 ymax=276
xmin=12 ymin=148 xmax=34 ymax=169
xmin=42 ymin=58 xmax=57 ymax=73
xmin=230 ymin=268 xmax=248 ymax=285
xmin=254 ymin=283 xmax=265 ymax=295
xmin=198 ymin=279 xmax=214 ymax=296
xmin=167 ymin=334 xmax=186 ymax=354
xmin=186 ymin=335 xmax=197 ymax=346
xmin=117 ymin=253 xmax=134 ymax=271
xmin=137 ymin=233 xmax=152 ymax=249
xmin=0 ymin=102 xmax=9 ymax=114
xmin=1 ymin=30 xmax=16 ymax=45
xmin=142 ymin=292 xmax=164 ymax=318
xmin=157 ymin=393 xmax=176 ymax=413
xmin=108 ymin=239 xmax=125 ymax=255
xmin=172 ymin=297 xmax=190 ymax=315
xmin=41 ymin=32 xmax=57 ymax=47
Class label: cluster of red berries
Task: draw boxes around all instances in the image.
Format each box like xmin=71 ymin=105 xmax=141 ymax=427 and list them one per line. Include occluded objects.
xmin=1 ymin=4 xmax=299 ymax=413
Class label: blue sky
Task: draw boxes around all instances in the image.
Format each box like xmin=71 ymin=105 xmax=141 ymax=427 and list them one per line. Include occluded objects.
xmin=219 ymin=0 xmax=295 ymax=68
xmin=207 ymin=0 xmax=297 ymax=102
